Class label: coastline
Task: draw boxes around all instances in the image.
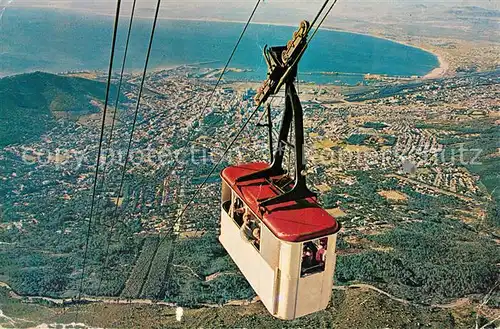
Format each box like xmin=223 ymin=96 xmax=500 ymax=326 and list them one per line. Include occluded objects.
xmin=8 ymin=5 xmax=447 ymax=79
xmin=317 ymin=27 xmax=449 ymax=79
xmin=421 ymin=50 xmax=450 ymax=79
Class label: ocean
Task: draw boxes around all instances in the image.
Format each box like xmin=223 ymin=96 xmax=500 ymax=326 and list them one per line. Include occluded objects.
xmin=0 ymin=8 xmax=438 ymax=84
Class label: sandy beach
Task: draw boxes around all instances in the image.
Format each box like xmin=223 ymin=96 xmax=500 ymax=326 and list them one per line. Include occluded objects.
xmin=422 ymin=51 xmax=450 ymax=79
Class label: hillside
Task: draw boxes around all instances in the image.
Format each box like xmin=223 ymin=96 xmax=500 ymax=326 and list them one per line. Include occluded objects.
xmin=0 ymin=285 xmax=493 ymax=329
xmin=0 ymin=72 xmax=119 ymax=147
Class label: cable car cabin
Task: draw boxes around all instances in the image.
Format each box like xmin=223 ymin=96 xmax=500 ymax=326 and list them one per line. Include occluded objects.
xmin=218 ymin=19 xmax=340 ymax=319
xmin=219 ymin=162 xmax=340 ymax=320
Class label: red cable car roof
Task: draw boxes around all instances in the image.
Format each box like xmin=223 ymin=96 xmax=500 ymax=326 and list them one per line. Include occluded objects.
xmin=221 ymin=162 xmax=340 ymax=243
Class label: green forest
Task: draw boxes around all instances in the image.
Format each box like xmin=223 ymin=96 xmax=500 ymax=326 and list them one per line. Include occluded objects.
xmin=335 ymin=219 xmax=499 ymax=303
xmin=346 ymin=133 xmax=397 ymax=146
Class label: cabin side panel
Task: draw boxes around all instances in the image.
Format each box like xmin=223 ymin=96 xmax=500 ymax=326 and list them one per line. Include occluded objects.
xmin=321 ymin=234 xmax=337 ymax=307
xmin=295 ymin=272 xmax=323 ymax=318
xmin=294 ymin=234 xmax=338 ymax=318
xmin=221 ymin=180 xmax=231 ymax=204
xmin=219 ymin=207 xmax=277 ymax=315
xmin=276 ymin=241 xmax=301 ymax=319
xmin=260 ymin=225 xmax=281 ymax=269
xmin=257 ymin=258 xmax=278 ymax=315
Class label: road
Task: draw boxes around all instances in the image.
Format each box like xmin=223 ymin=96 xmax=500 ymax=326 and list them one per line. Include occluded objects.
xmin=0 ymin=280 xmax=475 ymax=310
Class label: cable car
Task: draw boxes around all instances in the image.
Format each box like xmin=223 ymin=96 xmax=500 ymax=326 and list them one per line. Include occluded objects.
xmin=219 ymin=21 xmax=340 ymax=320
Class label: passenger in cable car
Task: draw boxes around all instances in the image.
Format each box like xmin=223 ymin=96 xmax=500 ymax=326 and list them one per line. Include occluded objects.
xmin=316 ymin=241 xmax=326 ymax=266
xmin=301 ymin=246 xmax=314 ymax=275
xmin=301 ymin=239 xmax=329 ymax=276
xmin=252 ymin=226 xmax=261 ymax=248
xmin=232 ymin=197 xmax=245 ymax=226
xmin=241 ymin=212 xmax=255 ymax=239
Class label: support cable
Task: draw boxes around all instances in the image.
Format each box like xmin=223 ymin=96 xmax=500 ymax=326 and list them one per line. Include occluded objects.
xmin=75 ymin=0 xmax=122 ymax=320
xmin=199 ymin=0 xmax=262 ymax=118
xmin=308 ymin=0 xmax=331 ymax=34
xmin=94 ymin=0 xmax=139 ymax=297
xmin=138 ymin=0 xmax=264 ymax=230
xmin=108 ymin=0 xmax=162 ymax=245
xmin=146 ymin=0 xmax=342 ymax=294
xmin=175 ymin=0 xmax=338 ymax=234
xmin=97 ymin=0 xmax=138 ymax=198
xmin=116 ymin=0 xmax=339 ymax=298
xmin=140 ymin=0 xmax=262 ymax=195
xmin=96 ymin=0 xmax=163 ymax=293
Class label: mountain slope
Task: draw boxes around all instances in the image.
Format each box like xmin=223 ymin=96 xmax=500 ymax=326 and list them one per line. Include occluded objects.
xmin=0 ymin=71 xmax=119 ymax=147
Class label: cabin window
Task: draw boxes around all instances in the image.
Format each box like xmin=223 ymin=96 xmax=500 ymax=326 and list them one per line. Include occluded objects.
xmin=222 ymin=198 xmax=231 ymax=214
xmin=300 ymin=237 xmax=328 ymax=277
xmin=232 ymin=195 xmax=245 ymax=227
xmin=241 ymin=217 xmax=261 ymax=250
xmin=229 ymin=193 xmax=261 ymax=251
xmin=221 ymin=181 xmax=232 ymax=213
xmin=239 ymin=206 xmax=261 ymax=251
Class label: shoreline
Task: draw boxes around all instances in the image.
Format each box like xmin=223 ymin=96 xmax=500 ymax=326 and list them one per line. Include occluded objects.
xmin=8 ymin=5 xmax=447 ymax=79
xmin=421 ymin=50 xmax=450 ymax=79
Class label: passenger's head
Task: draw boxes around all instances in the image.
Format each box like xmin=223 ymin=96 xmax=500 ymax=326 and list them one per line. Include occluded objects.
xmin=243 ymin=212 xmax=251 ymax=222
